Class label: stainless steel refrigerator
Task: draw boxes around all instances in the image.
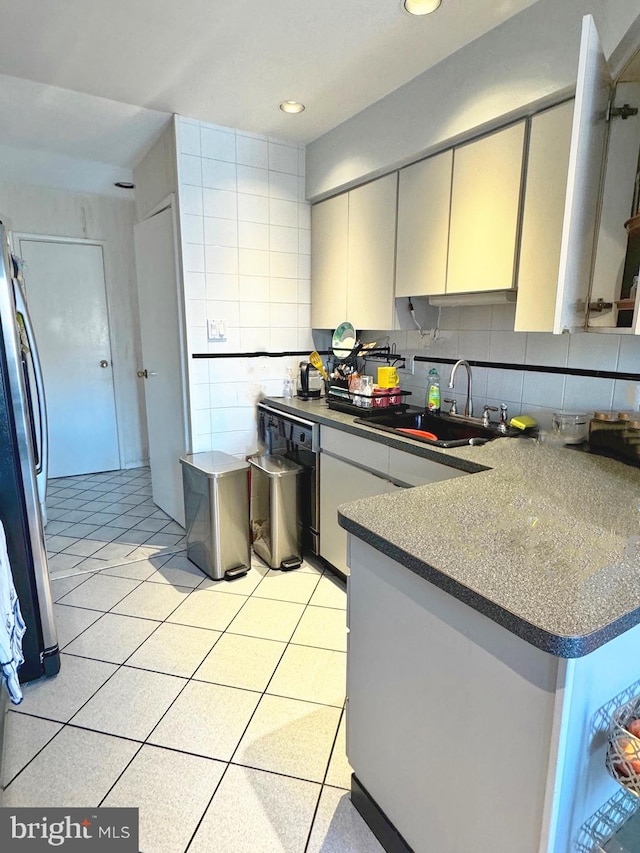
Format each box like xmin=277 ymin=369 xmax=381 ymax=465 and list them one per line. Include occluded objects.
xmin=0 ymin=221 xmax=59 ymax=683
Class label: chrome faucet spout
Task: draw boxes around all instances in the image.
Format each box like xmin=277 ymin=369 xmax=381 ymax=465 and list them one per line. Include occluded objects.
xmin=448 ymin=359 xmax=473 ymax=417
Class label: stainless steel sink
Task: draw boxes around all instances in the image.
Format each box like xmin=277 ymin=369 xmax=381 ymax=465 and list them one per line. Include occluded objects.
xmin=354 ymin=408 xmax=512 ymax=447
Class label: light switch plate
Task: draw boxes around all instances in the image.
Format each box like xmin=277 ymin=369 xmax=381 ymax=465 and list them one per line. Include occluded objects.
xmin=207 ymin=319 xmax=227 ymax=341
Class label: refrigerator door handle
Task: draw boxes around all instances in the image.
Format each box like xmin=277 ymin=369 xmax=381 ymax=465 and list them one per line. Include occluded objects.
xmin=13 ymin=282 xmax=48 ymax=480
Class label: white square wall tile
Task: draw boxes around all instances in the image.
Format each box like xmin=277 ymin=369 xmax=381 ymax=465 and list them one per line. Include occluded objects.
xmin=269 ymin=170 xmax=298 ymax=201
xmin=206 ymin=273 xmax=239 ymax=301
xmin=270 ymin=278 xmax=298 ymax=303
xmin=268 ymin=142 xmax=299 ymax=175
xmin=207 ymin=300 xmax=240 ymax=327
xmin=180 ymin=184 xmax=203 ymax=216
xmin=563 ymin=375 xmax=614 ymax=412
xmin=205 ymin=245 xmax=238 ymax=275
xmin=183 ymin=243 xmax=205 ymax=274
xmin=239 ymin=248 xmax=270 ymax=277
xmin=184 ymin=271 xmax=206 ymax=300
xmin=521 ymin=371 xmax=565 ymax=410
xmin=203 ymin=188 xmax=237 ymax=220
xmin=238 ymin=193 xmax=270 ymax=224
xmin=270 ymin=252 xmax=298 ymax=278
xmin=240 ymin=301 xmax=270 ymax=327
xmin=191 ymin=383 xmax=211 ymax=410
xmin=525 ymin=332 xmax=569 ymax=367
xmin=201 ymin=125 xmax=236 ymax=162
xmin=177 ymin=119 xmax=201 ymax=156
xmin=298 ymin=202 xmax=311 ymax=229
xmin=237 ymin=165 xmax=269 ymax=196
xmin=269 ymin=198 xmax=298 ymax=227
xmin=180 ymin=154 xmax=202 ymax=186
xmin=202 ymin=158 xmax=237 ymax=191
xmin=239 ymin=275 xmax=270 ymax=302
xmin=618 ymin=335 xmax=640 ymax=372
xmin=568 ymin=333 xmax=620 ymax=371
xmin=298 ymin=304 xmax=311 ymax=328
xmin=187 ymin=299 xmax=207 ymax=328
xmin=204 ymin=217 xmax=238 ymax=247
xmin=298 ymin=253 xmax=311 ymax=279
xmin=270 ymin=303 xmax=298 ymax=328
xmin=236 ymin=135 xmax=268 ymax=168
xmin=489 ymin=331 xmax=527 ymax=365
xmin=299 ymin=228 xmax=311 ymax=255
xmin=270 ymin=224 xmax=299 ymax=253
xmin=238 ymin=221 xmax=269 ymax=251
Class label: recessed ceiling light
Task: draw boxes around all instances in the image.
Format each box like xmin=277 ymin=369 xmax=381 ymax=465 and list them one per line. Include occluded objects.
xmin=402 ymin=0 xmax=442 ymax=15
xmin=114 ymin=181 xmax=135 ymax=189
xmin=279 ymin=100 xmax=305 ymax=114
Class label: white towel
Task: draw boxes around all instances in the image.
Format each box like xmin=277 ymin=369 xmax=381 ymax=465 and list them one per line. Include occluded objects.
xmin=0 ymin=520 xmax=26 ymax=704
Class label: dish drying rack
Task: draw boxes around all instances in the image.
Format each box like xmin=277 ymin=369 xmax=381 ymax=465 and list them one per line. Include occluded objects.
xmin=325 ymin=343 xmax=411 ymax=417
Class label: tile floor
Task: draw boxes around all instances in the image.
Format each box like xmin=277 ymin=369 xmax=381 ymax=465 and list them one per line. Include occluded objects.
xmin=4 ymin=467 xmax=383 ymax=852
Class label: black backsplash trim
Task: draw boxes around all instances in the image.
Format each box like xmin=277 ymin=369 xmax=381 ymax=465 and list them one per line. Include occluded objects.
xmin=191 ymin=350 xmax=640 ymax=381
xmin=413 ymin=355 xmax=640 ymax=383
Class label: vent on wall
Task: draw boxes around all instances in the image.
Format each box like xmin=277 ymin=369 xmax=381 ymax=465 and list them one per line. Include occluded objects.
xmin=428 ymin=290 xmax=517 ymax=307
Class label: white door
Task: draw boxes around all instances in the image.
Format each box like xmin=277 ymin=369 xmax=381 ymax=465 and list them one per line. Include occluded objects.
xmin=134 ymin=203 xmax=189 ymax=526
xmin=18 ymin=238 xmax=120 ymax=478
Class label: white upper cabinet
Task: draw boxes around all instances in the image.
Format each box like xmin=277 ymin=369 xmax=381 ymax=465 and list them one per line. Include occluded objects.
xmin=311 ymin=173 xmax=397 ymax=331
xmin=347 ymin=173 xmax=398 ymax=330
xmin=310 ymin=193 xmax=348 ymax=329
xmin=395 ymin=151 xmax=453 ymax=297
xmin=514 ymin=102 xmax=575 ymax=332
xmin=447 ymin=122 xmax=525 ymax=294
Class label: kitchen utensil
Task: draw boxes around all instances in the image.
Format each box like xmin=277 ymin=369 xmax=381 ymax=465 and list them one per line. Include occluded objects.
xmin=332 ymin=321 xmax=356 ymax=360
xmin=309 ymin=351 xmax=329 ymax=381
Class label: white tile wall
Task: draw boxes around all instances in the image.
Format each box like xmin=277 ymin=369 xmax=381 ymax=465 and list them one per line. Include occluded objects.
xmin=175 ymin=117 xmax=313 ymax=457
xmin=369 ymin=300 xmax=640 ymax=430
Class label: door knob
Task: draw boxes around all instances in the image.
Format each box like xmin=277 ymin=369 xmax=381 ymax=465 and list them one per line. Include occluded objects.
xmin=99 ymin=360 xmax=109 ymax=368
xmin=137 ymin=369 xmax=157 ymax=379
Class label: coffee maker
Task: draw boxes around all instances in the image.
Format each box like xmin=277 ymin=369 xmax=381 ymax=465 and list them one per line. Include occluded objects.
xmin=297 ymin=361 xmax=323 ymax=399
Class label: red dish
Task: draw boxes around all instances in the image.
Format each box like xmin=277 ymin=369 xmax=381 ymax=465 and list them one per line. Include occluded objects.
xmin=397 ymin=428 xmax=438 ymax=441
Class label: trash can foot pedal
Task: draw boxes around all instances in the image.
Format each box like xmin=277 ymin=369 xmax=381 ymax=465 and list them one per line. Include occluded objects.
xmin=280 ymin=557 xmax=302 ymax=571
xmin=224 ymin=565 xmax=249 ymax=580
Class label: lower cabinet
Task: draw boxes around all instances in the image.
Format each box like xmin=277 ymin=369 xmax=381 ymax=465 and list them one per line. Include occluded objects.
xmin=319 ymin=452 xmax=397 ymax=576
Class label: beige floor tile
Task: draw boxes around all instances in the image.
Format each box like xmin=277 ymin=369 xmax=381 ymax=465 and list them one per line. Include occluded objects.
xmin=306 ymin=786 xmax=384 ymax=853
xmin=309 ymin=574 xmax=347 ymax=609
xmin=291 ymin=605 xmax=347 ymax=652
xmin=189 ymin=764 xmax=320 ymax=853
xmin=199 ymin=562 xmax=269 ymax=595
xmin=4 ymin=713 xmax=62 ymax=784
xmin=3 ymin=726 xmax=139 ymax=808
xmin=71 ymin=666 xmax=186 ymax=740
xmin=63 ymin=613 xmax=160 ymax=664
xmin=99 ymin=558 xmax=164 ymax=581
xmin=57 ymin=573 xmax=142 ymax=612
xmin=227 ymin=597 xmax=304 ymax=642
xmin=53 ymin=604 xmax=102 ymax=648
xmin=126 ymin=622 xmax=221 ymax=677
xmin=15 ymin=654 xmax=117 ymax=723
xmin=149 ymin=680 xmax=260 ymax=761
xmin=194 ymin=633 xmax=285 ymax=692
xmin=111 ymin=581 xmax=192 ymax=621
xmin=267 ymin=645 xmax=346 ymax=707
xmin=50 ymin=574 xmax=93 ymax=602
xmin=325 ymin=714 xmax=352 ymax=790
xmin=252 ymin=569 xmax=321 ymax=604
xmin=102 ymin=745 xmax=225 ymax=853
xmin=147 ymin=553 xmax=206 ymax=588
xmin=234 ymin=694 xmax=341 ymax=782
xmin=167 ymin=589 xmax=247 ymax=631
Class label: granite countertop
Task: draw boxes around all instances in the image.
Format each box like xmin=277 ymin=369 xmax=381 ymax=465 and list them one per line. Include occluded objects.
xmin=261 ymin=396 xmax=640 ymax=658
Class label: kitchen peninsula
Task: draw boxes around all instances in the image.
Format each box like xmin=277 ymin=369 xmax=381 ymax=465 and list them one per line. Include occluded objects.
xmin=262 ymin=395 xmax=640 ymax=852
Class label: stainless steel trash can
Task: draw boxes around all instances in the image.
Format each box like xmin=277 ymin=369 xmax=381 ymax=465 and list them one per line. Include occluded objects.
xmin=180 ymin=451 xmax=250 ymax=581
xmin=249 ymin=454 xmax=302 ymax=570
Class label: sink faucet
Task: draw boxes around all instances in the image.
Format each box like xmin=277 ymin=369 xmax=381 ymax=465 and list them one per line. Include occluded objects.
xmin=448 ymin=359 xmax=473 ymax=417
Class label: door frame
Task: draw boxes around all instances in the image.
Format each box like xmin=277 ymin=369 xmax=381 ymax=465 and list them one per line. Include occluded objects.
xmin=11 ymin=231 xmax=123 ymax=471
xmin=139 ymin=193 xmax=192 ymax=456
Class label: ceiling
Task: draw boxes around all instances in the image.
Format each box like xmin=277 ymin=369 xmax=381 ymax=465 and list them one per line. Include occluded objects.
xmin=0 ymin=0 xmax=539 ymax=189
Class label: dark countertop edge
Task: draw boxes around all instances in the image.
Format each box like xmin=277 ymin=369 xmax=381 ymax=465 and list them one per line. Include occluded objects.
xmin=338 ymin=513 xmax=640 ymax=659
xmin=260 ymin=397 xmax=490 ymax=475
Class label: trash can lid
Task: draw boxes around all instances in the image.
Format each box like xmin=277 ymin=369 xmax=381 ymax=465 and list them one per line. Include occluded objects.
xmin=180 ymin=451 xmax=249 ymax=478
xmin=248 ymin=453 xmax=303 ymax=477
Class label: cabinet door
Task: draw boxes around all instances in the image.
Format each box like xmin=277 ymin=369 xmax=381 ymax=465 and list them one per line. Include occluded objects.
xmin=514 ymin=102 xmax=574 ymax=332
xmin=310 ymin=193 xmax=348 ymax=329
xmin=554 ymin=14 xmax=612 ymax=333
xmin=347 ymin=173 xmax=398 ymax=329
xmin=319 ymin=452 xmax=396 ymax=576
xmin=395 ymin=151 xmax=452 ymax=297
xmin=447 ymin=122 xmax=525 ymax=294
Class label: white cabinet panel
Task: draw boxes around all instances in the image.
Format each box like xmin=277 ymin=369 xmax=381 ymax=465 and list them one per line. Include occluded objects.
xmin=388 ymin=448 xmax=467 ymax=488
xmin=310 ymin=193 xmax=348 ymax=329
xmin=320 ymin=426 xmax=389 ymax=474
xmin=347 ymin=173 xmax=398 ymax=329
xmin=447 ymin=122 xmax=525 ymax=294
xmin=319 ymin=452 xmax=396 ymax=576
xmin=514 ymin=101 xmax=574 ymax=333
xmin=395 ymin=151 xmax=452 ymax=297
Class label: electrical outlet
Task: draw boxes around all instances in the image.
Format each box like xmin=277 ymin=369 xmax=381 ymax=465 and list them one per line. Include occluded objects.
xmin=397 ymin=355 xmax=416 ymax=376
